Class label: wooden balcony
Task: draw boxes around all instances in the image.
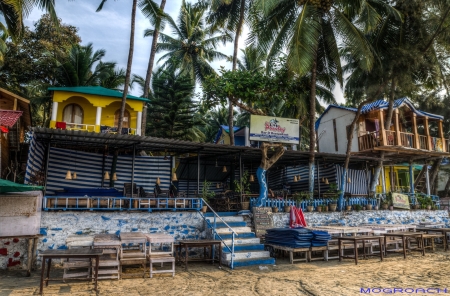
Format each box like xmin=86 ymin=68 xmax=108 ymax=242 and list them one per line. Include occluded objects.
xmin=358 ymin=130 xmax=448 ymax=155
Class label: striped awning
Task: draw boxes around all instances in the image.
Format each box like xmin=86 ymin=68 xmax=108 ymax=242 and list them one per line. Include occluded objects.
xmin=0 ymin=110 xmax=23 ymax=127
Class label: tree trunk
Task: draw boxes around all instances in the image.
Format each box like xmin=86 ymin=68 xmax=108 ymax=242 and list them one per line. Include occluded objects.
xmin=308 ymin=58 xmax=317 ymax=199
xmin=142 ymin=0 xmax=167 ymax=136
xmin=429 ymin=158 xmax=442 ymax=194
xmin=255 ymin=142 xmax=285 ymax=207
xmin=443 ymin=176 xmax=450 ymax=198
xmin=118 ymin=0 xmax=137 ymax=132
xmin=366 ymin=78 xmax=395 ymax=200
xmin=228 ymin=0 xmax=246 ymax=146
xmin=228 ymin=97 xmax=265 ymax=115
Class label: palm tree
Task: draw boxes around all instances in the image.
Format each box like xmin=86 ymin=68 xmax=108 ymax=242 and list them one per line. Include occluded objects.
xmin=140 ymin=0 xmax=167 ymax=136
xmin=254 ymin=0 xmax=399 ymax=199
xmin=144 ymin=0 xmax=232 ymax=84
xmin=0 ymin=0 xmax=56 ymax=39
xmin=57 ymin=43 xmax=115 ymax=87
xmin=208 ymin=0 xmax=251 ymax=145
xmin=237 ymin=45 xmax=266 ymax=73
xmin=97 ymin=0 xmax=137 ymax=132
xmin=99 ymin=67 xmax=127 ymax=90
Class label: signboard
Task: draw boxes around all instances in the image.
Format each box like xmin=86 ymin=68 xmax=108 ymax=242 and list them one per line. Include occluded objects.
xmin=392 ymin=193 xmax=410 ymax=209
xmin=253 ymin=207 xmax=274 ymax=237
xmin=249 ymin=115 xmax=299 ymax=144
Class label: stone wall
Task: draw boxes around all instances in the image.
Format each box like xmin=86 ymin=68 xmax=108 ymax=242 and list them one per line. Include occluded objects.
xmin=0 ymin=211 xmax=206 ymax=269
xmin=272 ymin=210 xmax=450 ymax=228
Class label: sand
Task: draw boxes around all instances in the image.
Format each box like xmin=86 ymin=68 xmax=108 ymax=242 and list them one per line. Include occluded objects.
xmin=1 ymin=251 xmax=450 ymax=296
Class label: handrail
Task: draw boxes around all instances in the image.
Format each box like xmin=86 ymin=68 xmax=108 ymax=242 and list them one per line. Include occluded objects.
xmin=200 ymin=198 xmax=238 ymax=269
xmin=201 ymin=198 xmax=238 ymax=235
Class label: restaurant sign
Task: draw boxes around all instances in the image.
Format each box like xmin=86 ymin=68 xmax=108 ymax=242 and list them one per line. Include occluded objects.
xmin=249 ymin=115 xmax=299 ymax=144
xmin=392 ymin=193 xmax=410 ymax=209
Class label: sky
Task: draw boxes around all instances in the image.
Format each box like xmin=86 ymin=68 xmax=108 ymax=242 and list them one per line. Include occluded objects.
xmin=24 ymin=0 xmax=344 ymax=102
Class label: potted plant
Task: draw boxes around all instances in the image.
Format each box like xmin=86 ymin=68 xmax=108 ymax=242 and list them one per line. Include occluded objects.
xmin=317 ymin=205 xmax=322 ymax=212
xmin=284 ymin=204 xmax=292 ymax=213
xmin=322 ymin=204 xmax=328 ymax=212
xmin=306 ymin=198 xmax=314 ymax=212
xmin=234 ymin=171 xmax=251 ymax=210
xmin=366 ymin=195 xmax=373 ymax=210
xmin=325 ymin=183 xmax=341 ymax=212
xmin=272 ymin=207 xmax=279 ymax=213
xmin=200 ymin=180 xmax=215 ymax=213
xmin=354 ymin=204 xmax=362 ymax=212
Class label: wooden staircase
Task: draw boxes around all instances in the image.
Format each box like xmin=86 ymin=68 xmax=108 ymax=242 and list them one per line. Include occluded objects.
xmin=414 ymin=166 xmax=427 ymax=193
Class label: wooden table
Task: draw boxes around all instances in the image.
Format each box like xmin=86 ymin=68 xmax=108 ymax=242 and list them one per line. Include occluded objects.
xmin=415 ymin=227 xmax=450 ymax=251
xmin=39 ymin=249 xmax=103 ymax=295
xmin=93 ymin=234 xmax=121 ymax=280
xmin=338 ymin=236 xmax=384 ymax=265
xmin=177 ymin=240 xmax=222 ymax=270
xmin=0 ymin=235 xmax=41 ymax=277
xmin=119 ymin=232 xmax=147 ymax=278
xmin=383 ymin=232 xmax=425 ymax=259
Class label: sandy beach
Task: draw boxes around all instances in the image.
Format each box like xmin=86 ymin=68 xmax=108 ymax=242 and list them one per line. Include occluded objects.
xmin=1 ymin=250 xmax=450 ymax=296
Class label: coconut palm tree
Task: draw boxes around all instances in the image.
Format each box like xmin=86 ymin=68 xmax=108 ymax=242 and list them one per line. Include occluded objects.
xmin=144 ymin=0 xmax=232 ymax=84
xmin=254 ymin=0 xmax=400 ymax=199
xmin=57 ymin=43 xmax=116 ymax=87
xmin=208 ymin=0 xmax=252 ymax=145
xmin=140 ymin=0 xmax=167 ymax=136
xmin=0 ymin=0 xmax=56 ymax=39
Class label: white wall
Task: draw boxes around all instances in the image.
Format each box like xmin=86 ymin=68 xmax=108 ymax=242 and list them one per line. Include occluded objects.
xmin=317 ymin=108 xmax=358 ymax=154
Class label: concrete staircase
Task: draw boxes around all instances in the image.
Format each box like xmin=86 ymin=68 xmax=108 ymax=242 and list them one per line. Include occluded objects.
xmin=204 ymin=212 xmax=275 ymax=268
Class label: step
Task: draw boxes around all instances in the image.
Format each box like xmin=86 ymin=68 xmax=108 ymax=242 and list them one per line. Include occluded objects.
xmin=216 ymin=227 xmax=252 ymax=234
xmin=222 ymin=250 xmax=271 ymax=261
xmin=219 ymin=232 xmax=256 ymax=240
xmin=206 ymin=216 xmax=244 ymax=223
xmin=222 ymin=257 xmax=276 ymax=268
xmin=222 ymin=237 xmax=261 ymax=246
xmin=204 ymin=212 xmax=239 ymax=217
xmin=222 ymin=244 xmax=265 ymax=253
xmin=207 ymin=221 xmax=247 ymax=228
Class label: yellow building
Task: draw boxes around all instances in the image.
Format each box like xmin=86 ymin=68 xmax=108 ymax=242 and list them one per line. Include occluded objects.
xmin=48 ymin=86 xmax=149 ymax=135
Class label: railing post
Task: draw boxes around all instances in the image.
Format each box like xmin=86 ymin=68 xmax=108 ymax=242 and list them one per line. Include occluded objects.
xmin=378 ymin=110 xmax=387 ymax=146
xmin=231 ymin=232 xmax=235 ymax=269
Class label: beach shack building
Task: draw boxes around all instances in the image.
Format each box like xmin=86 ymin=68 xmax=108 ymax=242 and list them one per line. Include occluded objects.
xmin=0 ymin=88 xmax=32 ymax=176
xmin=48 ymin=86 xmax=149 ymax=135
xmin=315 ymin=98 xmax=450 ymax=196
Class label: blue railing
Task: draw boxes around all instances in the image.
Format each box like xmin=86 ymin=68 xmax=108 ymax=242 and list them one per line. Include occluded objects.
xmin=198 ymin=198 xmax=237 ymax=269
xmin=251 ymin=193 xmax=441 ymax=211
xmin=250 ymin=197 xmax=378 ymax=211
xmin=43 ymin=196 xmax=203 ymax=211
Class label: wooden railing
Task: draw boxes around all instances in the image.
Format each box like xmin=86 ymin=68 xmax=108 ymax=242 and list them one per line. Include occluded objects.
xmin=358 ymin=131 xmax=379 ymax=151
xmin=419 ymin=135 xmax=428 ymax=150
xmin=399 ymin=132 xmax=415 ymax=148
xmin=385 ymin=130 xmax=396 ymax=145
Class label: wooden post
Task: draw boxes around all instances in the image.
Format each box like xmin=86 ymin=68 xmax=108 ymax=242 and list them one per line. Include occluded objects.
xmin=394 ymin=109 xmax=401 ymax=146
xmin=424 ymin=117 xmax=432 ymax=151
xmin=412 ymin=113 xmax=419 ymax=149
xmin=13 ymin=98 xmax=17 ymax=110
xmin=438 ymin=119 xmax=446 ymax=152
xmin=378 ymin=110 xmax=387 ymax=146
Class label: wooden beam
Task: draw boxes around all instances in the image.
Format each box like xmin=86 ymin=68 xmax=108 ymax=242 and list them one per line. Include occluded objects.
xmin=438 ymin=119 xmax=446 ymax=152
xmin=394 ymin=109 xmax=401 ymax=146
xmin=333 ymin=119 xmax=338 ymax=152
xmin=13 ymin=98 xmax=17 ymax=111
xmin=378 ymin=109 xmax=387 ymax=146
xmin=424 ymin=116 xmax=432 ymax=151
xmin=412 ymin=113 xmax=419 ymax=149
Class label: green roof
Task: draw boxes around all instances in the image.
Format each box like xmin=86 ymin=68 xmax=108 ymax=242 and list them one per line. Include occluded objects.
xmin=0 ymin=179 xmax=43 ymax=193
xmin=48 ymin=86 xmax=150 ymax=102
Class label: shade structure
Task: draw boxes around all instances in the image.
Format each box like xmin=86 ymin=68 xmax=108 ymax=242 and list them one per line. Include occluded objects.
xmin=0 ymin=179 xmax=43 ymax=193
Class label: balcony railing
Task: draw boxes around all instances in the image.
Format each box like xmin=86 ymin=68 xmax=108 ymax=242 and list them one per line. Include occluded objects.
xmin=385 ymin=130 xmax=396 ymax=145
xmin=419 ymin=135 xmax=428 ymax=150
xmin=358 ymin=131 xmax=379 ymax=151
xmin=66 ymin=123 xmax=95 ymax=132
xmin=399 ymin=132 xmax=414 ymax=148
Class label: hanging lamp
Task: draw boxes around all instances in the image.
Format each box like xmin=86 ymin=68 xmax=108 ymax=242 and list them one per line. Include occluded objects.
xmin=347 ymin=177 xmax=352 ymax=183
xmin=172 ymin=172 xmax=178 ymax=181
xmin=297 ymin=175 xmax=301 ymax=180
xmin=216 ymin=183 xmax=220 ymax=189
xmin=112 ymin=172 xmax=118 ymax=181
xmin=325 ymin=178 xmax=329 ymax=185
xmin=72 ymin=172 xmax=77 ymax=180
xmin=249 ymin=174 xmax=255 ymax=182
xmin=222 ymin=166 xmax=227 ymax=173
xmin=321 ymin=177 xmax=325 ymax=183
xmin=65 ymin=170 xmax=72 ymax=180
xmin=104 ymin=171 xmax=110 ymax=180
xmin=156 ymin=177 xmax=161 ymax=185
xmin=293 ymin=175 xmax=298 ymax=182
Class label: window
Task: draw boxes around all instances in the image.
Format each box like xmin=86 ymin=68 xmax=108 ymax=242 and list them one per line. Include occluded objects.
xmin=114 ymin=109 xmax=130 ymax=128
xmin=63 ymin=104 xmax=83 ymax=124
